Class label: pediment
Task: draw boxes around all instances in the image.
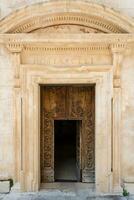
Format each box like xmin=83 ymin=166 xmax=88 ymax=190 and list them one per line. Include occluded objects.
xmin=0 ymin=1 xmax=134 ymax=33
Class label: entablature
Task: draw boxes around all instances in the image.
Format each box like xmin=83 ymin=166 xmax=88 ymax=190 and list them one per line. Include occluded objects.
xmin=0 ymin=33 xmax=133 ymax=89
xmin=0 ymin=33 xmax=133 ymax=54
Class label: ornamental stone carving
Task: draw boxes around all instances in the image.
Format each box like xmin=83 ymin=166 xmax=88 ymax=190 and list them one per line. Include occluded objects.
xmin=0 ymin=1 xmax=134 ymax=33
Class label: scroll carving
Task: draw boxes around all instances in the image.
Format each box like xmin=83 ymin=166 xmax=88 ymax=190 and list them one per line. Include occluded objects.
xmin=40 ymin=109 xmax=54 ymax=182
xmin=83 ymin=111 xmax=95 ymax=182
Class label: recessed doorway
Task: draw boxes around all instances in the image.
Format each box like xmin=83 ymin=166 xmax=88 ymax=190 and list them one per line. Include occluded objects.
xmin=54 ymin=120 xmax=81 ymax=182
xmin=40 ymin=85 xmax=95 ymax=184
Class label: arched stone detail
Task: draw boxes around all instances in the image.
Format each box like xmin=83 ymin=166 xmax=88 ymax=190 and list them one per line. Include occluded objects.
xmin=0 ymin=0 xmax=134 ymax=33
xmin=31 ymin=24 xmax=102 ymax=33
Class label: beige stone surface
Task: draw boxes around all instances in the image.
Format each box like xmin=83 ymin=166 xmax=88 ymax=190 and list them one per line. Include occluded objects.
xmin=121 ymin=51 xmax=134 ymax=183
xmin=0 ymin=0 xmax=134 ymax=19
xmin=0 ymin=44 xmax=14 ymax=180
xmin=0 ymin=0 xmax=134 ymax=194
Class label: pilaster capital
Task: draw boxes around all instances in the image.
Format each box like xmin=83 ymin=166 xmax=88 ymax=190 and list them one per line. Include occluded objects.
xmin=110 ymin=42 xmax=127 ymax=54
xmin=111 ymin=43 xmax=126 ymax=88
xmin=5 ymin=41 xmax=22 ymax=88
xmin=5 ymin=42 xmax=23 ymax=53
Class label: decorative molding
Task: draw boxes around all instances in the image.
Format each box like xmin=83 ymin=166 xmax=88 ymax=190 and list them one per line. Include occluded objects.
xmin=7 ymin=13 xmax=125 ymax=34
xmin=21 ymin=65 xmax=112 ymax=73
xmin=5 ymin=40 xmax=129 ymax=54
xmin=111 ymin=43 xmax=127 ymax=54
xmin=21 ymin=44 xmax=111 ymax=65
xmin=21 ymin=55 xmax=112 ymax=66
xmin=0 ymin=1 xmax=134 ymax=33
xmin=32 ymin=24 xmax=101 ymax=33
xmin=4 ymin=36 xmax=130 ymax=89
xmin=20 ymin=64 xmax=112 ymax=192
xmin=23 ymin=44 xmax=110 ymax=52
xmin=1 ymin=33 xmax=133 ymax=44
xmin=6 ymin=42 xmax=23 ymax=53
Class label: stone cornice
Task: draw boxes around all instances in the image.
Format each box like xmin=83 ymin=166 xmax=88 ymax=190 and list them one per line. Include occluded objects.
xmin=0 ymin=33 xmax=134 ymax=42
xmin=1 ymin=34 xmax=133 ymax=53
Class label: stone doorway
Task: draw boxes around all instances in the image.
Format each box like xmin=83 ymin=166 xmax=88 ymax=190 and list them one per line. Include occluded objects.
xmin=18 ymin=69 xmax=112 ymax=192
xmin=40 ymin=85 xmax=95 ymax=184
xmin=54 ymin=120 xmax=81 ymax=182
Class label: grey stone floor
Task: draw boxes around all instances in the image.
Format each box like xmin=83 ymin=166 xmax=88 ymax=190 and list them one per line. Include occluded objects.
xmin=0 ymin=183 xmax=133 ymax=200
xmin=0 ymin=194 xmax=5 ymax=200
xmin=0 ymin=193 xmax=133 ymax=200
xmin=0 ymin=193 xmax=125 ymax=200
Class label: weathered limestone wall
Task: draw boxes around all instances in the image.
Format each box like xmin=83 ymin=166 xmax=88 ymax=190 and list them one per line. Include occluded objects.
xmin=0 ymin=0 xmax=134 ymax=19
xmin=121 ymin=50 xmax=134 ymax=184
xmin=0 ymin=45 xmax=14 ymax=180
xmin=0 ymin=0 xmax=134 ymax=18
xmin=0 ymin=0 xmax=134 ymax=193
xmin=0 ymin=37 xmax=134 ymax=192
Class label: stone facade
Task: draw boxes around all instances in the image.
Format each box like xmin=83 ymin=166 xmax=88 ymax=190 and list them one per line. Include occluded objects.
xmin=0 ymin=0 xmax=134 ymax=18
xmin=0 ymin=0 xmax=134 ymax=194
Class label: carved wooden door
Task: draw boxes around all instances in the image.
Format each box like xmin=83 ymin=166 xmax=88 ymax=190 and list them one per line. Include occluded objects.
xmin=67 ymin=86 xmax=95 ymax=182
xmin=40 ymin=86 xmax=66 ymax=182
xmin=76 ymin=120 xmax=82 ymax=181
xmin=40 ymin=86 xmax=95 ymax=183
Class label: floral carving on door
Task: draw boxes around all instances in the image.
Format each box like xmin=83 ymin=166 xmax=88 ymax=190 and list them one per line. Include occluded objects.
xmin=40 ymin=86 xmax=95 ymax=183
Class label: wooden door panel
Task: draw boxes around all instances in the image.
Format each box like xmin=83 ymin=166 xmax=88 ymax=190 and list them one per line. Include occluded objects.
xmin=68 ymin=87 xmax=85 ymax=119
xmin=41 ymin=86 xmax=67 ymax=182
xmin=40 ymin=86 xmax=95 ymax=183
xmin=40 ymin=88 xmax=54 ymax=182
xmin=43 ymin=86 xmax=66 ymax=118
xmin=76 ymin=120 xmax=82 ymax=181
xmin=82 ymin=87 xmax=95 ymax=182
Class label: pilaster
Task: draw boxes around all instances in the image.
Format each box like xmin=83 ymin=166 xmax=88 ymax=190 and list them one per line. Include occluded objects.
xmin=6 ymin=42 xmax=23 ymax=185
xmin=111 ymin=43 xmax=126 ymax=192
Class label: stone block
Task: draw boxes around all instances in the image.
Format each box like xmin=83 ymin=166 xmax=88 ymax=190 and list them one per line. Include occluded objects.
xmin=0 ymin=181 xmax=10 ymax=193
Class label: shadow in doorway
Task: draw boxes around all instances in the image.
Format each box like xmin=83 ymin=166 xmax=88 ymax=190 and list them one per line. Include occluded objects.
xmin=54 ymin=120 xmax=81 ymax=182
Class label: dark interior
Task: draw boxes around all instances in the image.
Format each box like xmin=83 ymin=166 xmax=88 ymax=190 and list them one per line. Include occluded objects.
xmin=54 ymin=120 xmax=79 ymax=182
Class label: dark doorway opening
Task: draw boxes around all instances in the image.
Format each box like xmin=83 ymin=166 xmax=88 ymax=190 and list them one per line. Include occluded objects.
xmin=54 ymin=120 xmax=81 ymax=182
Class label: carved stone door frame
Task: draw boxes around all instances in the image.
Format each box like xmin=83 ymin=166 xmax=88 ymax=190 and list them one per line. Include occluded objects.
xmin=20 ymin=65 xmax=113 ymax=193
